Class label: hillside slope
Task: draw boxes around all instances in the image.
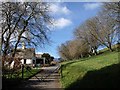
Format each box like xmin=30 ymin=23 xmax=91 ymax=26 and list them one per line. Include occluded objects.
xmin=61 ymin=51 xmax=120 ymax=89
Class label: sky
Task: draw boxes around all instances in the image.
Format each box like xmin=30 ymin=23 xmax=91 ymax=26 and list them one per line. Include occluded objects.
xmin=36 ymin=2 xmax=103 ymax=58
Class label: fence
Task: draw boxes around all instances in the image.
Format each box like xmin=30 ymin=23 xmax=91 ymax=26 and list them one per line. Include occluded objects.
xmin=2 ymin=64 xmax=36 ymax=79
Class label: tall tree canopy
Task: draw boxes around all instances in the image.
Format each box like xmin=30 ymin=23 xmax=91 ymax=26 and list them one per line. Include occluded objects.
xmin=42 ymin=53 xmax=54 ymax=64
xmin=1 ymin=2 xmax=52 ymax=56
xmin=102 ymin=2 xmax=120 ymax=43
xmin=1 ymin=2 xmax=52 ymax=66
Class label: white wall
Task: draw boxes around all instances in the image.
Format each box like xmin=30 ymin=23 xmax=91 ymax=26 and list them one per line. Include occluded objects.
xmin=9 ymin=59 xmax=33 ymax=69
xmin=21 ymin=59 xmax=33 ymax=64
xmin=10 ymin=61 xmax=14 ymax=69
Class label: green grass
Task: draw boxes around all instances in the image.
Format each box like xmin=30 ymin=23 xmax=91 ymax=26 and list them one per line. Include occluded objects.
xmin=3 ymin=68 xmax=41 ymax=88
xmin=21 ymin=68 xmax=41 ymax=79
xmin=61 ymin=51 xmax=119 ymax=89
xmin=3 ymin=67 xmax=41 ymax=79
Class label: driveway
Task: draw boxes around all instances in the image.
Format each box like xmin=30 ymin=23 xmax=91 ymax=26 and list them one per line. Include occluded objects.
xmin=17 ymin=64 xmax=62 ymax=90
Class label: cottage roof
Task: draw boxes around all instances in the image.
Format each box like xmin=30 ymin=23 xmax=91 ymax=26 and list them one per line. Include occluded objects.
xmin=15 ymin=48 xmax=35 ymax=59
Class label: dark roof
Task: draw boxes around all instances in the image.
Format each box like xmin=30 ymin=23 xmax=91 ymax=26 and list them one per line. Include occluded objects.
xmin=15 ymin=48 xmax=35 ymax=59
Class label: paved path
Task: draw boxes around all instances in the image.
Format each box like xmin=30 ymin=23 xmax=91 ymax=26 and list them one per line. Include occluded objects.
xmin=18 ymin=64 xmax=62 ymax=90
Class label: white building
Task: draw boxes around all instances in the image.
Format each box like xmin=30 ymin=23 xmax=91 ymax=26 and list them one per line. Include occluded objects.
xmin=15 ymin=48 xmax=36 ymax=66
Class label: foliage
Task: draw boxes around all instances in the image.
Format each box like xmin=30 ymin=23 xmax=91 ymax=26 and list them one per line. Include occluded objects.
xmin=42 ymin=53 xmax=54 ymax=64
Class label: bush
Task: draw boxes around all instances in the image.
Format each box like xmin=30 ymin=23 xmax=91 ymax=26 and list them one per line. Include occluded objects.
xmin=44 ymin=64 xmax=50 ymax=67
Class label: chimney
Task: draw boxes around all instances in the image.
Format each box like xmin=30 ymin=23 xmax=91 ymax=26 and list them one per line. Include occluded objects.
xmin=22 ymin=41 xmax=25 ymax=49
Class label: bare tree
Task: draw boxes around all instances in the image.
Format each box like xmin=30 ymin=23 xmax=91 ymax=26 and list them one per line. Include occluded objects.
xmin=102 ymin=2 xmax=120 ymax=23
xmin=74 ymin=2 xmax=119 ymax=53
xmin=1 ymin=2 xmax=52 ymax=66
xmin=58 ymin=43 xmax=71 ymax=60
xmin=58 ymin=39 xmax=90 ymax=60
xmin=102 ymin=2 xmax=120 ymax=44
xmin=79 ymin=15 xmax=116 ymax=52
xmin=74 ymin=22 xmax=99 ymax=55
xmin=65 ymin=40 xmax=78 ymax=59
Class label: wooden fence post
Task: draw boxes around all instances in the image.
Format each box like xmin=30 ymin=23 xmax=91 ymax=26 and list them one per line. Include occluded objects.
xmin=22 ymin=64 xmax=24 ymax=79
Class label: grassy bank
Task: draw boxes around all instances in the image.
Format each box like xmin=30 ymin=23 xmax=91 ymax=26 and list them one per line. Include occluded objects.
xmin=61 ymin=51 xmax=120 ymax=89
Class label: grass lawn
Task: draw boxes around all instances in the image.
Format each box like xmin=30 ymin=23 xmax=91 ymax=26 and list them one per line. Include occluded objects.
xmin=60 ymin=50 xmax=120 ymax=89
xmin=3 ymin=67 xmax=41 ymax=79
xmin=2 ymin=67 xmax=42 ymax=89
xmin=20 ymin=67 xmax=41 ymax=79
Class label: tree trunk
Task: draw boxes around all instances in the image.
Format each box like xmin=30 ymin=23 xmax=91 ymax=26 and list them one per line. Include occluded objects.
xmin=94 ymin=48 xmax=98 ymax=55
xmin=108 ymin=43 xmax=113 ymax=52
xmin=94 ymin=50 xmax=97 ymax=55
xmin=109 ymin=47 xmax=113 ymax=52
xmin=81 ymin=54 xmax=83 ymax=58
